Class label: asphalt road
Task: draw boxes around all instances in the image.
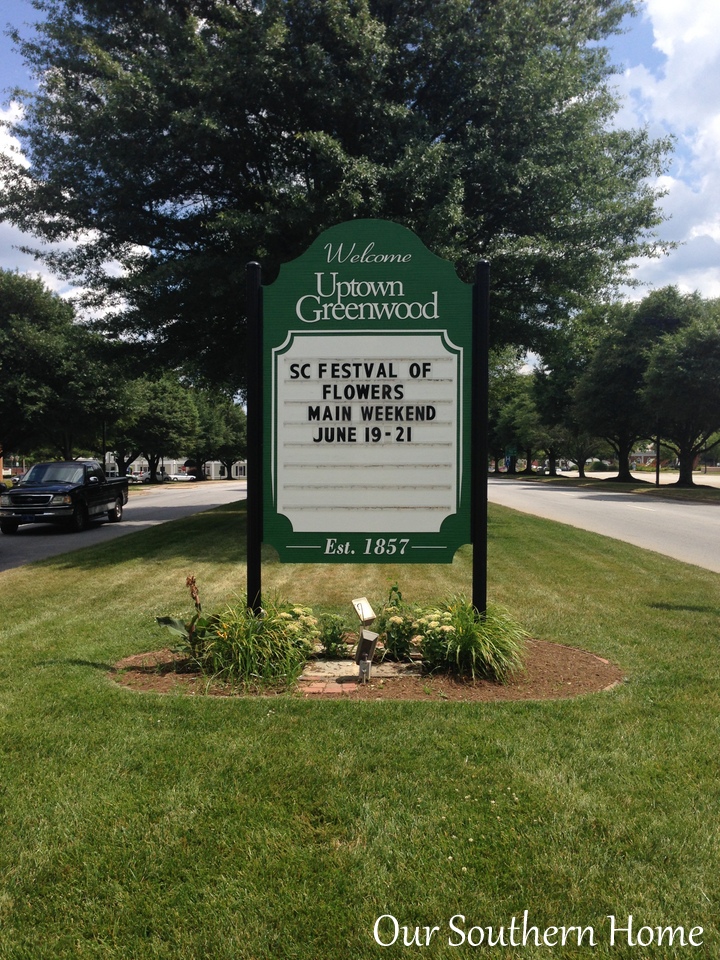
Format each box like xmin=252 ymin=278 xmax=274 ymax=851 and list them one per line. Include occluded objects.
xmin=488 ymin=477 xmax=720 ymax=573
xmin=0 ymin=480 xmax=247 ymax=573
xmin=4 ymin=475 xmax=718 ymax=575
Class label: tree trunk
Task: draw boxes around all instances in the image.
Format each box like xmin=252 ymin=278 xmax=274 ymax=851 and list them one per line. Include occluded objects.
xmin=145 ymin=453 xmax=163 ymax=482
xmin=614 ymin=437 xmax=636 ymax=482
xmin=676 ymin=452 xmax=696 ymax=486
xmin=57 ymin=430 xmax=74 ymax=460
xmin=190 ymin=457 xmax=206 ymax=480
xmin=220 ymin=458 xmax=245 ymax=478
xmin=114 ymin=450 xmax=139 ymax=476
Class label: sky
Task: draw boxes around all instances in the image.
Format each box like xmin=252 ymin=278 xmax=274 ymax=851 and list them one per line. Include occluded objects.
xmin=1 ymin=0 xmax=720 ymax=302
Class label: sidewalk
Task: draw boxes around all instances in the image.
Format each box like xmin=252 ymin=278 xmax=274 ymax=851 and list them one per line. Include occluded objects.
xmin=297 ymin=658 xmax=421 ymax=697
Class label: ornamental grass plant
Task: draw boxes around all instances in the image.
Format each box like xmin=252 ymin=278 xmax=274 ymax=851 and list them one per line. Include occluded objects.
xmin=416 ymin=597 xmax=528 ymax=682
xmin=197 ymin=602 xmax=317 ymax=686
xmin=158 ymin=584 xmax=318 ymax=688
xmin=372 ymin=584 xmax=528 ymax=680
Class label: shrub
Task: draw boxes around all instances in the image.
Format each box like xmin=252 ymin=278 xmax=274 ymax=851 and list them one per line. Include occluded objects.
xmin=157 ymin=581 xmax=316 ymax=688
xmin=417 ymin=597 xmax=527 ymax=683
xmin=318 ymin=613 xmax=350 ymax=658
xmin=375 ymin=583 xmax=416 ymax=661
xmin=379 ymin=611 xmax=417 ymax=660
xmin=198 ymin=602 xmax=317 ymax=686
xmin=413 ymin=609 xmax=455 ymax=669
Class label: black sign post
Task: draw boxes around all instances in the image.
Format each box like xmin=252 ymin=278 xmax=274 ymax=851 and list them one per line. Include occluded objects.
xmin=246 ymin=261 xmax=263 ymax=614
xmin=472 ymin=261 xmax=490 ymax=616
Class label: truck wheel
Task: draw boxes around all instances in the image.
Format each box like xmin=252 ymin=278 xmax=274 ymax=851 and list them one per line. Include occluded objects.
xmin=0 ymin=520 xmax=18 ymax=535
xmin=69 ymin=504 xmax=88 ymax=533
xmin=107 ymin=497 xmax=123 ymax=522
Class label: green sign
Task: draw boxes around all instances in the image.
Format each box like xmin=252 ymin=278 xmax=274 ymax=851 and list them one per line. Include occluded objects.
xmin=263 ymin=219 xmax=472 ymax=563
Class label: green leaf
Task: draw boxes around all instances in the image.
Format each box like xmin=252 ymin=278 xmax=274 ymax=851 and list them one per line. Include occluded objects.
xmin=155 ymin=616 xmax=189 ymax=639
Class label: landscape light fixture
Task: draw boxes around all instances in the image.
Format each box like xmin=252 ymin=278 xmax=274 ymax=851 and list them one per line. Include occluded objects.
xmin=352 ymin=597 xmax=379 ymax=683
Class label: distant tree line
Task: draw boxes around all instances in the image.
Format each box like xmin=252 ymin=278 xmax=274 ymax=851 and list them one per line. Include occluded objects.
xmin=491 ymin=287 xmax=720 ymax=487
xmin=3 ymin=271 xmax=719 ymax=488
xmin=0 ymin=271 xmax=246 ymax=478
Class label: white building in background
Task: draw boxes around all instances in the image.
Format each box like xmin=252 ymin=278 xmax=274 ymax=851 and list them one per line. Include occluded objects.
xmin=104 ymin=455 xmax=247 ymax=481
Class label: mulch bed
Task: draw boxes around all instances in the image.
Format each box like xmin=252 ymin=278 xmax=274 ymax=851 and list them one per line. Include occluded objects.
xmin=112 ymin=639 xmax=624 ymax=702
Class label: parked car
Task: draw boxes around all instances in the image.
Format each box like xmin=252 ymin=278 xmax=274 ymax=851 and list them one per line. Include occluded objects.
xmin=164 ymin=473 xmax=196 ymax=482
xmin=128 ymin=470 xmax=159 ymax=483
xmin=0 ymin=460 xmax=128 ymax=533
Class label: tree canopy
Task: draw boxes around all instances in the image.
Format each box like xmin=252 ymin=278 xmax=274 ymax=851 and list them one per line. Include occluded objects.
xmin=642 ymin=318 xmax=720 ymax=484
xmin=126 ymin=376 xmax=200 ymax=481
xmin=0 ymin=268 xmax=126 ymax=458
xmin=2 ymin=0 xmax=672 ymax=390
xmin=0 ymin=269 xmax=248 ymax=472
xmin=549 ymin=287 xmax=718 ymax=483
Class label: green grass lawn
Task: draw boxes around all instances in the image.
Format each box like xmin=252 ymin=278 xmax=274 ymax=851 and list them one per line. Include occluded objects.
xmin=1 ymin=501 xmax=719 ymax=958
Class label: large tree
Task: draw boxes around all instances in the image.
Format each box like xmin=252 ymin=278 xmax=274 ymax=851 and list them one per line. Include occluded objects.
xmin=533 ymin=310 xmax=608 ymax=476
xmin=572 ymin=288 xmax=708 ymax=481
xmin=642 ymin=317 xmax=720 ymax=486
xmin=130 ymin=376 xmax=200 ymax=481
xmin=2 ymin=0 xmax=672 ymax=389
xmin=0 ymin=269 xmax=125 ymax=459
xmin=189 ymin=390 xmax=247 ymax=479
xmin=214 ymin=402 xmax=247 ymax=480
xmin=488 ymin=347 xmax=524 ymax=472
xmin=494 ymin=373 xmax=546 ymax=475
xmin=572 ymin=305 xmax=652 ymax=481
xmin=0 ymin=270 xmax=74 ymax=454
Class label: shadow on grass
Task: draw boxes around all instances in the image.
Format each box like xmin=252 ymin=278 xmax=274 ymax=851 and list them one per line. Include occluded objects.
xmin=650 ymin=602 xmax=720 ymax=616
xmin=491 ymin=472 xmax=720 ymax=498
xmin=39 ymin=658 xmax=116 ymax=671
xmin=39 ymin=502 xmax=249 ymax=571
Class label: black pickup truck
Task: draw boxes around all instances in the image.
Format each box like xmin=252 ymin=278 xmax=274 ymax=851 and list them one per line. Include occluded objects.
xmin=0 ymin=460 xmax=128 ymax=534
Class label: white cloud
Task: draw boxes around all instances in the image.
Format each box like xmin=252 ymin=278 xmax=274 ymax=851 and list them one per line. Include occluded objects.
xmin=0 ymin=101 xmax=29 ymax=169
xmin=611 ymin=3 xmax=720 ymax=298
xmin=643 ymin=0 xmax=720 ymax=60
xmin=0 ymin=103 xmax=80 ymax=297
